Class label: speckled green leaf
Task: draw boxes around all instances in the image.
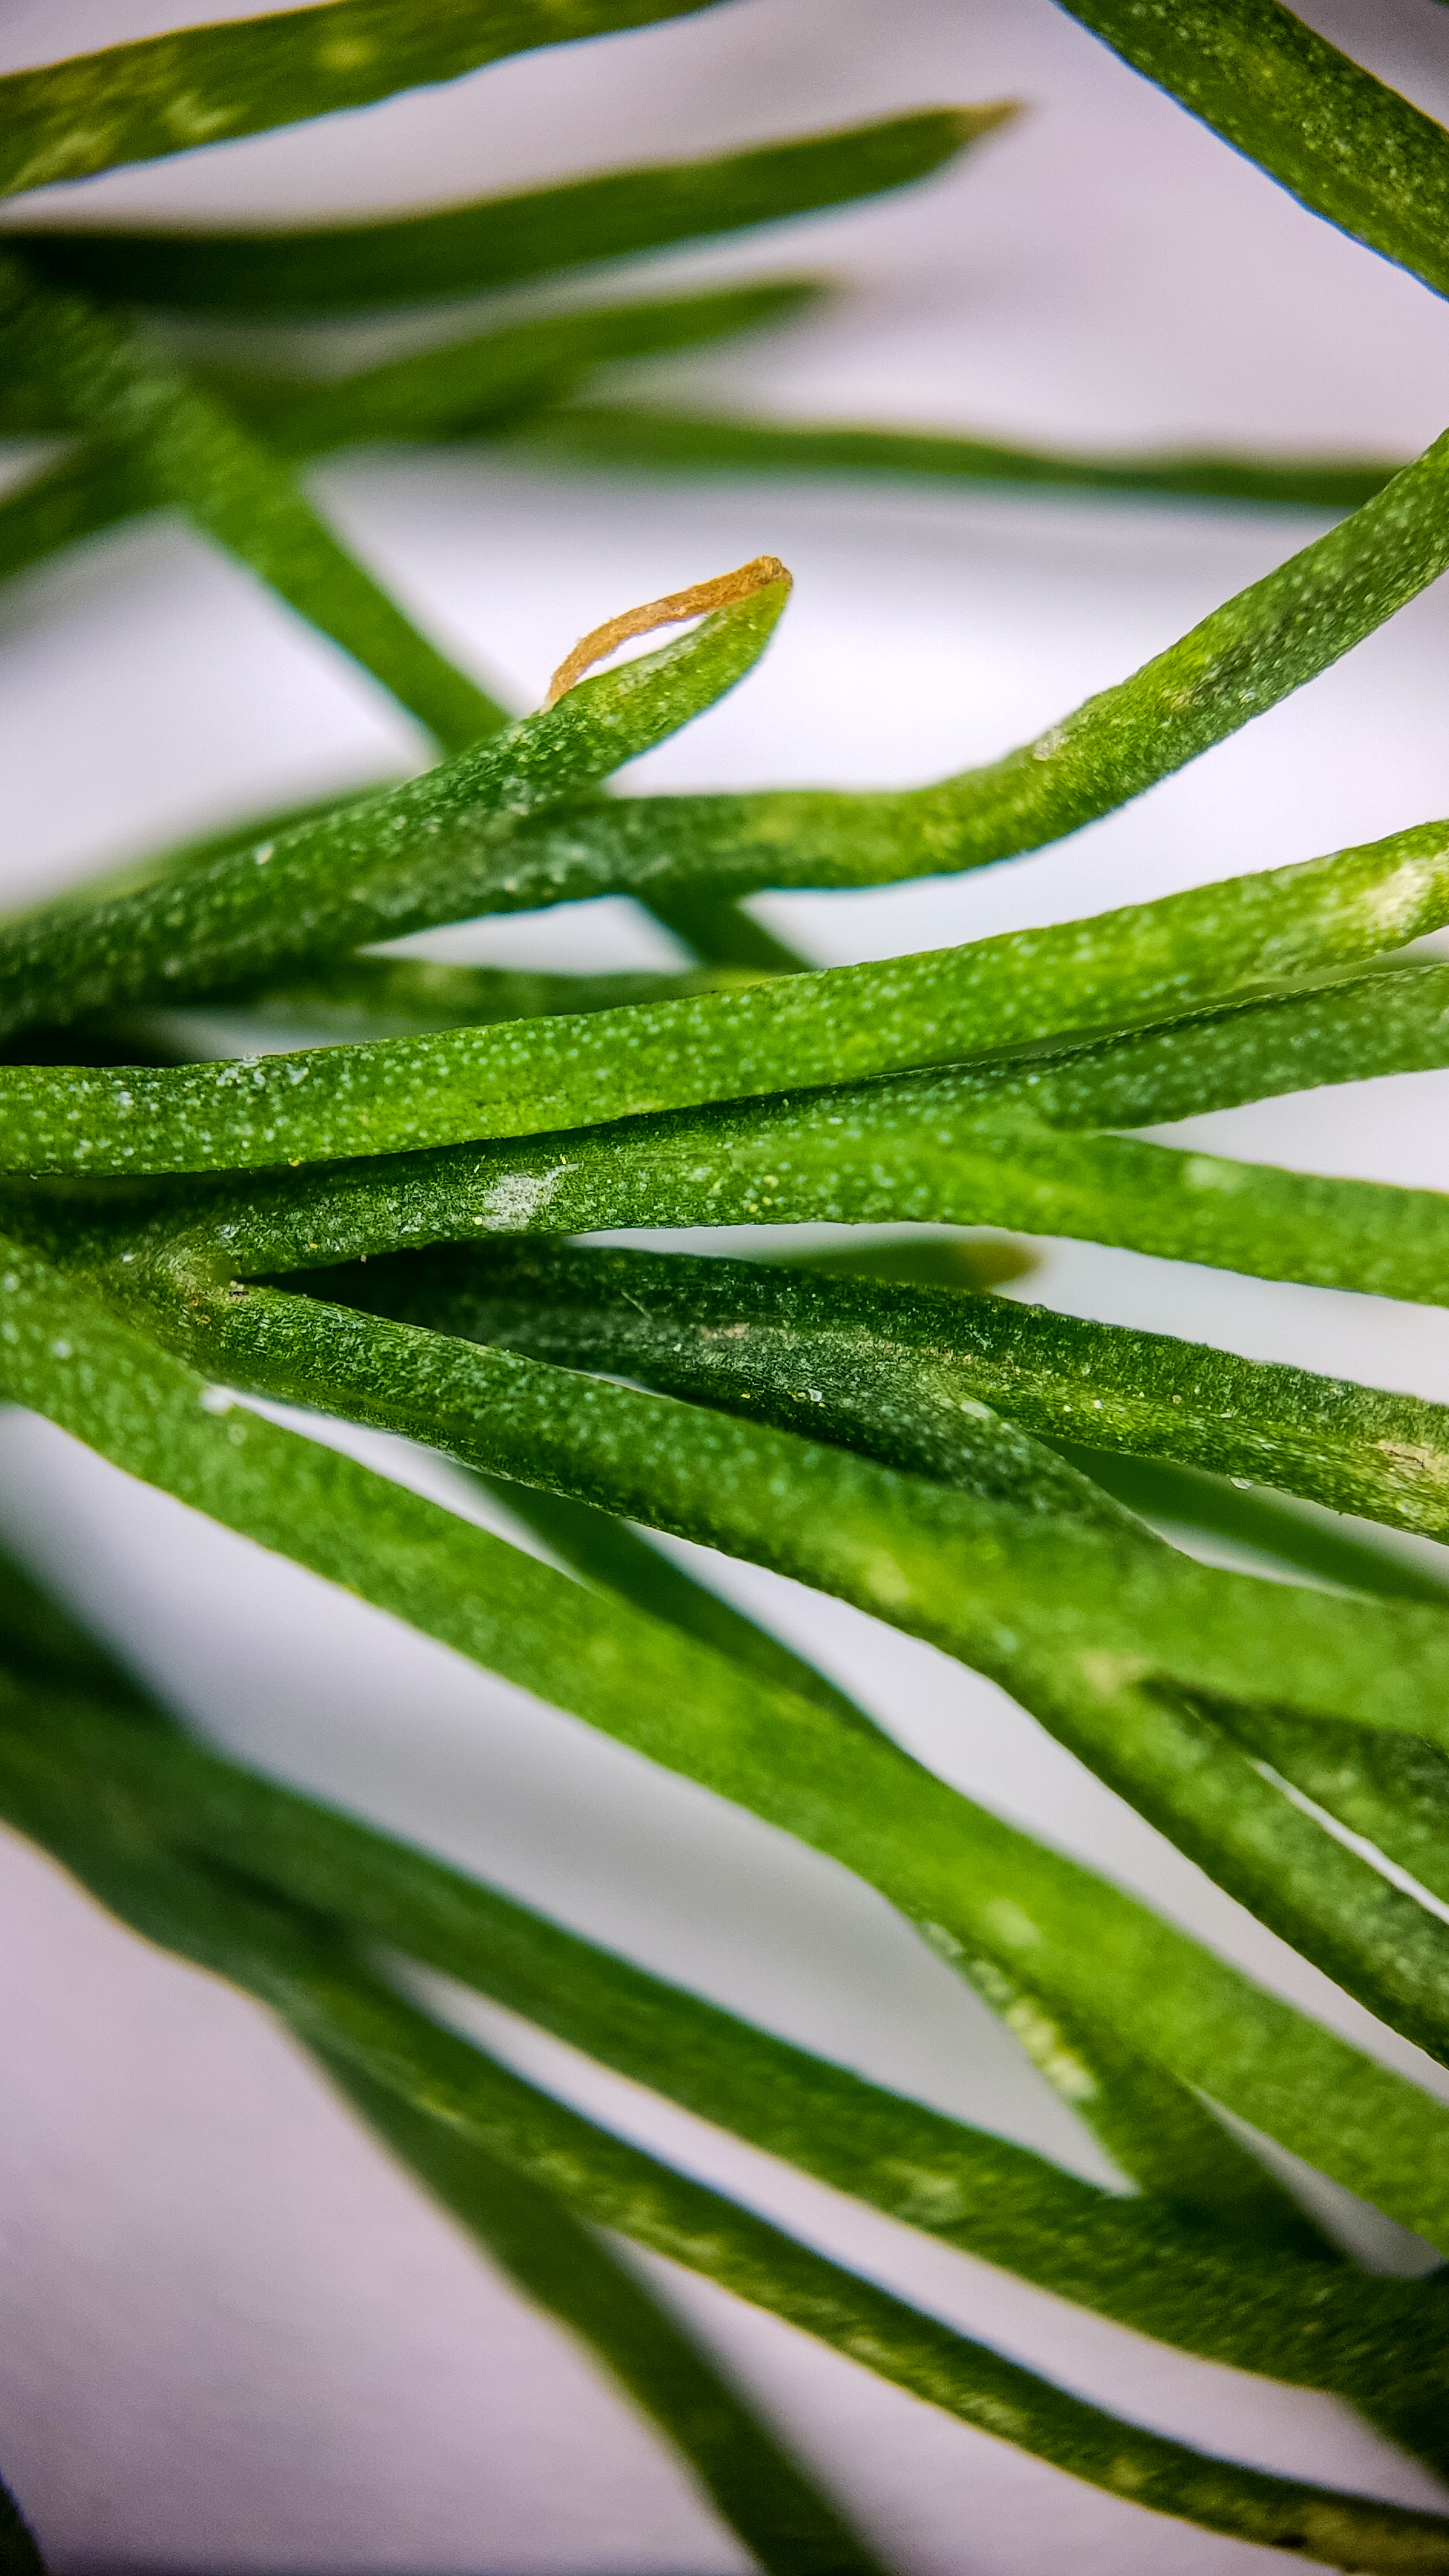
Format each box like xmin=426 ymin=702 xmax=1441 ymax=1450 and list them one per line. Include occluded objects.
xmin=125 ymin=1258 xmax=1449 ymax=2068
xmin=0 ymin=571 xmax=786 ymax=1049
xmin=1 ymin=817 xmax=1440 ymax=1171
xmin=1057 ymin=0 xmax=1449 ymax=302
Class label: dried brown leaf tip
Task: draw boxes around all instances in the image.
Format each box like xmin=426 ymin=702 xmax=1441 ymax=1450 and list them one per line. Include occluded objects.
xmin=545 ymin=555 xmax=792 ymax=706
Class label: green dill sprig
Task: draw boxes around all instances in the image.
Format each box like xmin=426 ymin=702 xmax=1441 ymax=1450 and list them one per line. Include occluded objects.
xmin=10 ymin=6 xmax=1449 ymax=2551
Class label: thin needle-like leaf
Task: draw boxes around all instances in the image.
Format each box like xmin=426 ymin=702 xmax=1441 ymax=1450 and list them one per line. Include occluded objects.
xmin=329 ymin=2078 xmax=895 ymax=2576
xmin=0 ymin=286 xmax=824 ymax=595
xmin=514 ymin=401 xmax=1404 ymax=512
xmin=0 ymin=2 xmax=729 ymax=200
xmin=32 ymin=1660 xmax=1449 ymax=2453
xmin=475 ymin=422 xmax=1449 ymax=900
xmin=12 ymin=110 xmax=1014 ymax=313
xmin=0 ymin=252 xmax=507 ymax=755
xmin=473 ymin=1473 xmax=885 ymax=1735
xmin=0 ymin=1580 xmax=1337 ymax=2285
xmin=346 ymin=1240 xmax=1449 ymax=1552
xmin=137 ymin=1259 xmax=1449 ymax=2066
xmin=1056 ymin=0 xmax=1449 ymax=306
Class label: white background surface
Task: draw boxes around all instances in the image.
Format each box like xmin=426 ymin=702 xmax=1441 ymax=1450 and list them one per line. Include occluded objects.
xmin=5 ymin=1 xmax=1449 ymax=2567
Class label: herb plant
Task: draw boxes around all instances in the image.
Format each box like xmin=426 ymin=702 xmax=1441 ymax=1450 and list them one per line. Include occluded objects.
xmin=5 ymin=2 xmax=1449 ymax=2567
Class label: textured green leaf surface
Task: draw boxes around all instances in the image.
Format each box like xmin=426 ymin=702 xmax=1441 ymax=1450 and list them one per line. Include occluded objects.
xmin=1058 ymin=0 xmax=1449 ymax=302
xmin=8 ymin=7 xmax=1449 ymax=2539
xmin=122 ymin=1049 xmax=1449 ymax=1318
xmin=137 ymin=1264 xmax=1449 ymax=2065
xmin=323 ymin=1238 xmax=1449 ymax=1548
xmin=180 ymin=954 xmax=779 ymax=1044
xmin=4 ymin=816 xmax=1444 ymax=1170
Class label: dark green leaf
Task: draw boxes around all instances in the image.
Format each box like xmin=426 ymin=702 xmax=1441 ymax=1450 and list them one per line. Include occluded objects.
xmin=12 ymin=108 xmax=1014 ymax=314
xmin=515 ymin=400 xmax=1401 ymax=511
xmin=0 ymin=2473 xmax=44 ymax=2575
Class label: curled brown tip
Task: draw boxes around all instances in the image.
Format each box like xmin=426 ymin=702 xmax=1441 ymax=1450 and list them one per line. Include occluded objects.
xmin=545 ymin=554 xmax=791 ymax=707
